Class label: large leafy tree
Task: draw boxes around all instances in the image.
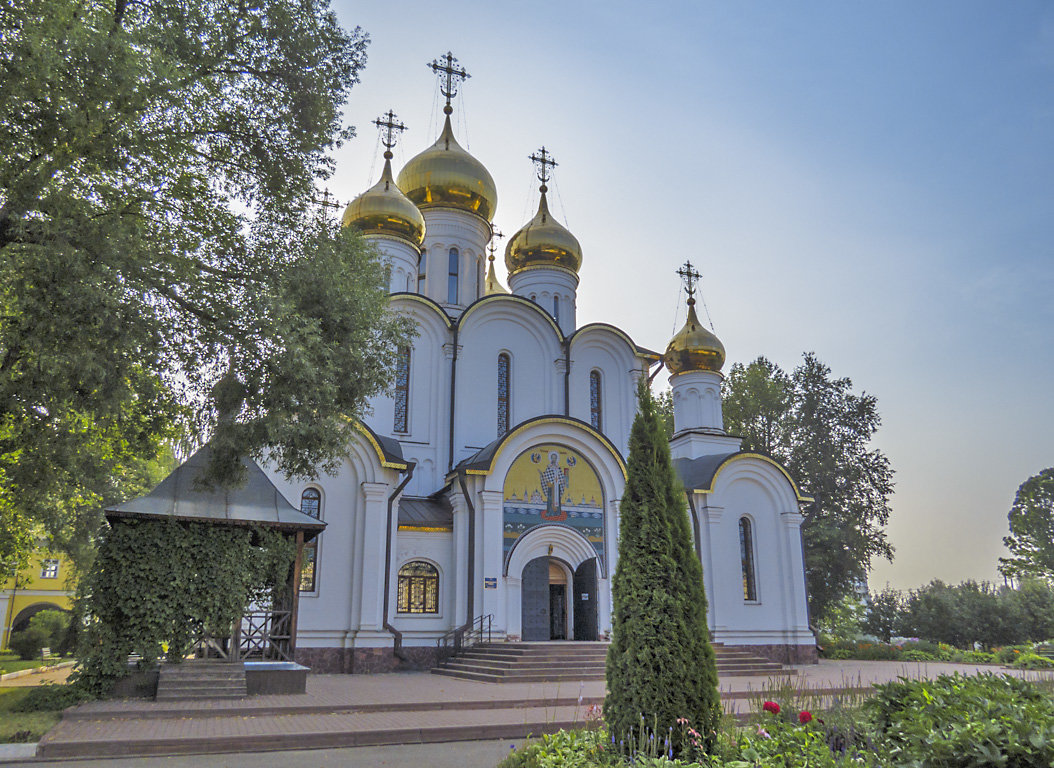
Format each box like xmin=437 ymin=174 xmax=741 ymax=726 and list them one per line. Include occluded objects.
xmin=606 ymin=380 xmax=720 ymax=756
xmin=0 ymin=0 xmax=410 ymax=571
xmin=719 ymin=353 xmax=894 ymax=622
xmin=999 ymin=468 xmax=1054 ymax=581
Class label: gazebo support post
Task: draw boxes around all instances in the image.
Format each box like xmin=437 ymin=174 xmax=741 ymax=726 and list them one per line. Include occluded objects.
xmin=288 ymin=530 xmax=304 ymax=659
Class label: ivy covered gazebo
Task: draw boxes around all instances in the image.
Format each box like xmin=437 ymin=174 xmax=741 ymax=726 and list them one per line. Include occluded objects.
xmin=77 ymin=446 xmax=324 ymax=693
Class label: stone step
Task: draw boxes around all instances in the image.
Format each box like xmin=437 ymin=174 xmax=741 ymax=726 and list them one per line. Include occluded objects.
xmin=155 ymin=661 xmax=247 ymax=700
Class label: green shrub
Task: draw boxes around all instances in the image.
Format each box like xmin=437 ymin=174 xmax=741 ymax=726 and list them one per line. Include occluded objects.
xmin=961 ymin=650 xmax=996 ymax=663
xmin=866 ymin=673 xmax=1054 ymax=768
xmin=854 ymin=643 xmax=900 ymax=661
xmin=7 ymin=627 xmax=47 ymax=661
xmin=995 ymin=644 xmax=1033 ymax=664
xmin=498 ymin=729 xmax=612 ymax=768
xmin=1012 ymin=653 xmax=1054 ymax=670
xmin=10 ymin=683 xmax=93 ymax=713
xmin=900 ymin=649 xmax=938 ymax=662
xmin=826 ymin=648 xmax=853 ymax=660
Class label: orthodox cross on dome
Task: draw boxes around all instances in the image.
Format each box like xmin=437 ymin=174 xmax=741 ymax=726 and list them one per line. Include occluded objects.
xmin=372 ymin=109 xmax=407 ymax=158
xmin=311 ymin=187 xmax=341 ymax=227
xmin=488 ymin=227 xmax=504 ymax=261
xmin=428 ymin=52 xmax=470 ymax=114
xmin=676 ymin=260 xmax=702 ymax=303
xmin=529 ymin=146 xmax=558 ymax=189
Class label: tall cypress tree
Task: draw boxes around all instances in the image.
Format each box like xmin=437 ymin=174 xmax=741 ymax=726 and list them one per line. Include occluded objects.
xmin=605 ymin=379 xmax=720 ymax=755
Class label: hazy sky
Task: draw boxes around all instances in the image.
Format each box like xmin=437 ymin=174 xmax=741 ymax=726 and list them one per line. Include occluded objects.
xmin=327 ymin=1 xmax=1054 ymax=591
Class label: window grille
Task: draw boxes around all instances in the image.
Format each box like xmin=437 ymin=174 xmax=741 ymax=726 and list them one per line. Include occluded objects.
xmin=40 ymin=559 xmax=59 ymax=579
xmin=589 ymin=370 xmax=602 ymax=431
xmin=739 ymin=517 xmax=758 ymax=601
xmin=397 ymin=561 xmax=439 ymax=613
xmin=394 ymin=347 xmax=410 ymax=433
xmin=497 ymin=353 xmax=510 ymax=437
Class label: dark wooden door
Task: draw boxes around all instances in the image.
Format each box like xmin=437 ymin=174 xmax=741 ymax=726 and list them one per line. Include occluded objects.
xmin=549 ymin=584 xmax=567 ymax=640
xmin=573 ymin=558 xmax=598 ymax=641
xmin=521 ymin=557 xmax=550 ymax=641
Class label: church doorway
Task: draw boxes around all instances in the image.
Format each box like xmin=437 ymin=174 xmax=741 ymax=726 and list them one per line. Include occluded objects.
xmin=521 ymin=556 xmax=598 ymax=641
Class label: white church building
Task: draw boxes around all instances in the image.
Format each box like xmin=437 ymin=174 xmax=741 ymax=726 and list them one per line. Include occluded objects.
xmin=264 ymin=56 xmax=816 ymax=673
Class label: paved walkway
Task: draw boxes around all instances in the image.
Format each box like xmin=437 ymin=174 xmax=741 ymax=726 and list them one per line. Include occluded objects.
xmin=17 ymin=661 xmax=1054 ymax=763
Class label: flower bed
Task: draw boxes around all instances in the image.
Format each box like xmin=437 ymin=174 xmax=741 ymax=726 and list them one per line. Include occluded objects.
xmin=499 ymin=674 xmax=1054 ymax=767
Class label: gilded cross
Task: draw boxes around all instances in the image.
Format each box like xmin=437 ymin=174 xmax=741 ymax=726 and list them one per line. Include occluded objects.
xmin=311 ymin=187 xmax=341 ymax=226
xmin=529 ymin=146 xmax=558 ymax=185
xmin=372 ymin=110 xmax=407 ymax=152
xmin=488 ymin=227 xmax=505 ymax=260
xmin=428 ymin=52 xmax=470 ymax=110
xmin=676 ymin=260 xmax=701 ymax=299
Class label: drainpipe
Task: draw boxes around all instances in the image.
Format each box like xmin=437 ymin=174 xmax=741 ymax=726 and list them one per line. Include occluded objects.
xmin=563 ymin=341 xmax=571 ymax=416
xmin=456 ymin=472 xmax=477 ymax=623
xmin=382 ymin=463 xmax=415 ymax=660
xmin=447 ymin=324 xmax=459 ymax=472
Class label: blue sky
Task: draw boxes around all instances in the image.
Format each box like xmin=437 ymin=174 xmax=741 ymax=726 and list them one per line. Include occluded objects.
xmin=329 ymin=1 xmax=1054 ymax=591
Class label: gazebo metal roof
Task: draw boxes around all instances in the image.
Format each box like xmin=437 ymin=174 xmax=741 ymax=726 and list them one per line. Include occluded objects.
xmin=105 ymin=445 xmax=326 ymax=535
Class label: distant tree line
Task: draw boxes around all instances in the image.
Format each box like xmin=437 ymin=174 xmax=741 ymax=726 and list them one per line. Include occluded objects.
xmin=863 ymin=579 xmax=1054 ymax=649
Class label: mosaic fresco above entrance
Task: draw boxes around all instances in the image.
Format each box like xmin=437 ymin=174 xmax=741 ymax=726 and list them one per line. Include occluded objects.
xmin=502 ymin=444 xmax=604 ymax=569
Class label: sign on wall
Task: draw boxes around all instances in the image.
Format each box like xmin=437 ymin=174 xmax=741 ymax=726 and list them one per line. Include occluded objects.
xmin=502 ymin=444 xmax=604 ymax=568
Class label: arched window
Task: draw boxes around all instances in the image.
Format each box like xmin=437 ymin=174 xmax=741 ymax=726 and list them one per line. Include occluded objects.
xmin=475 ymin=257 xmax=482 ymax=299
xmin=394 ymin=346 xmax=410 ymax=433
xmin=299 ymin=488 xmax=322 ymax=592
xmin=553 ymin=295 xmax=560 ymax=324
xmin=417 ymin=250 xmax=426 ymax=293
xmin=589 ymin=370 xmax=602 ymax=431
xmin=447 ymin=247 xmax=459 ymax=304
xmin=497 ymin=353 xmax=511 ymax=437
xmin=739 ymin=517 xmax=757 ymax=601
xmin=397 ymin=561 xmax=439 ymax=613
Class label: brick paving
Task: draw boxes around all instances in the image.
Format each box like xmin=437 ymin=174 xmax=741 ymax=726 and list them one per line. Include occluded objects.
xmin=31 ymin=660 xmax=1054 ymax=761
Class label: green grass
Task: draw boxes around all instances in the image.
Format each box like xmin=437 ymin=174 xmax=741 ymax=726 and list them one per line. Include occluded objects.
xmin=0 ymin=659 xmax=51 ymax=675
xmin=0 ymin=688 xmax=63 ymax=743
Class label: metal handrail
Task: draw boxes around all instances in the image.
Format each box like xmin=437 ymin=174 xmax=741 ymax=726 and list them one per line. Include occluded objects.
xmin=436 ymin=614 xmax=493 ymax=663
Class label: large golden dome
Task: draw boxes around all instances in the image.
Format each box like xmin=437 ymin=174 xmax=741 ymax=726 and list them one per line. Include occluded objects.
xmin=396 ymin=113 xmax=497 ymax=222
xmin=664 ymin=299 xmax=725 ymax=374
xmin=505 ymin=188 xmax=582 ymax=277
xmin=342 ymin=154 xmax=426 ymax=247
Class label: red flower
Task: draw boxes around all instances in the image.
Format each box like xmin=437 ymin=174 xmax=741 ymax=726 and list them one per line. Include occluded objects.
xmin=799 ymin=710 xmax=813 ymax=724
xmin=762 ymin=701 xmax=780 ymax=715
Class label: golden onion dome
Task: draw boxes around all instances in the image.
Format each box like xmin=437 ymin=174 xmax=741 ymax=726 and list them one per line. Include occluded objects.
xmin=504 ymin=187 xmax=582 ymax=277
xmin=664 ymin=299 xmax=726 ymax=374
xmin=342 ymin=154 xmax=426 ymax=247
xmin=396 ymin=111 xmax=497 ymax=222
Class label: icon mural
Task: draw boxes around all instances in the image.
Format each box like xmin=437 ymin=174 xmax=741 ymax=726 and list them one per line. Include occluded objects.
xmin=503 ymin=445 xmax=604 ymax=568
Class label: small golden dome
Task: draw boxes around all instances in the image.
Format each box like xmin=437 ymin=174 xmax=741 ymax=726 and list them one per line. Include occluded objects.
xmin=505 ymin=188 xmax=582 ymax=277
xmin=396 ymin=113 xmax=497 ymax=222
xmin=342 ymin=155 xmax=426 ymax=246
xmin=484 ymin=255 xmax=508 ymax=295
xmin=664 ymin=299 xmax=725 ymax=373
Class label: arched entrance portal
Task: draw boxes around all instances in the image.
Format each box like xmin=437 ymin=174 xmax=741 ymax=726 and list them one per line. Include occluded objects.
xmin=521 ymin=556 xmax=598 ymax=641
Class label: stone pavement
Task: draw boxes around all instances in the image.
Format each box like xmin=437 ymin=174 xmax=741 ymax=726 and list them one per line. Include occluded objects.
xmin=16 ymin=660 xmax=1054 ymax=763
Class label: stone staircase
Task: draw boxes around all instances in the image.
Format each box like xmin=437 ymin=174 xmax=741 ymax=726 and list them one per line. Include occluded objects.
xmin=155 ymin=661 xmax=247 ymax=701
xmin=431 ymin=641 xmax=792 ymax=683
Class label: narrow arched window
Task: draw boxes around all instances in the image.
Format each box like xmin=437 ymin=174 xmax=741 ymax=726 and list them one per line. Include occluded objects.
xmin=299 ymin=488 xmax=322 ymax=592
xmin=417 ymin=250 xmax=427 ymax=293
xmin=447 ymin=247 xmax=459 ymax=304
xmin=589 ymin=370 xmax=602 ymax=431
xmin=739 ymin=517 xmax=757 ymax=601
xmin=394 ymin=346 xmax=410 ymax=433
xmin=397 ymin=561 xmax=439 ymax=613
xmin=497 ymin=353 xmax=510 ymax=437
xmin=475 ymin=257 xmax=482 ymax=299
xmin=553 ymin=295 xmax=560 ymax=324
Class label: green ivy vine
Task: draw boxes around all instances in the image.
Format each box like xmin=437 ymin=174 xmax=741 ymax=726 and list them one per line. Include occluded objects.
xmin=74 ymin=518 xmax=296 ymax=695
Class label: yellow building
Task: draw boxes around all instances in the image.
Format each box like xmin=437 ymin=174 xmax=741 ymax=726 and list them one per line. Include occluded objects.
xmin=1 ymin=550 xmax=74 ymax=650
